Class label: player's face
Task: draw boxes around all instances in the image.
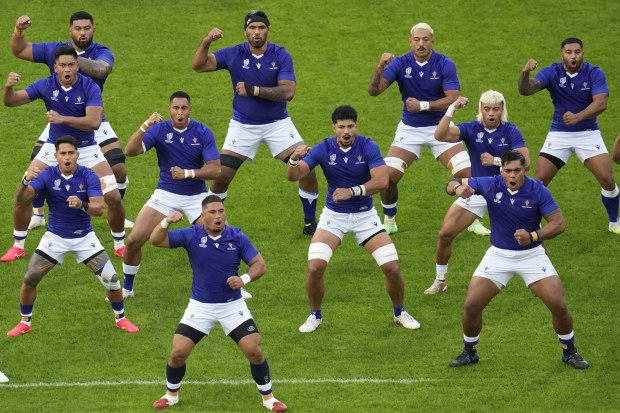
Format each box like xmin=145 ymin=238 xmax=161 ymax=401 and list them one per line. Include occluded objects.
xmin=561 ymin=43 xmax=583 ymax=73
xmin=54 ymin=143 xmax=79 ymax=175
xmin=168 ymin=98 xmax=192 ymax=129
xmin=69 ymin=19 xmax=95 ymax=51
xmin=54 ymin=55 xmax=80 ymax=87
xmin=245 ymin=23 xmax=269 ymax=49
xmin=201 ymin=201 xmax=226 ymax=235
xmin=480 ymin=102 xmax=503 ymax=129
xmin=409 ymin=29 xmax=434 ymax=61
xmin=501 ymin=159 xmax=526 ymax=191
xmin=332 ymin=119 xmax=357 ymax=148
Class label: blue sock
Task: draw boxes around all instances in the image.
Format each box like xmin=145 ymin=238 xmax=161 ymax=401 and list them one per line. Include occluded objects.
xmin=382 ymin=202 xmax=397 ymax=217
xmin=250 ymin=359 xmax=272 ymax=395
xmin=299 ymin=188 xmax=318 ymax=221
xmin=601 ymin=188 xmax=619 ymax=222
xmin=166 ymin=363 xmax=186 ymax=392
xmin=393 ymin=305 xmax=404 ymax=317
xmin=558 ymin=331 xmax=575 ymax=353
xmin=311 ymin=309 xmax=322 ymax=319
xmin=109 ymin=299 xmax=124 ymax=313
xmin=123 ymin=273 xmax=135 ymax=291
xmin=20 ymin=303 xmax=33 ymax=317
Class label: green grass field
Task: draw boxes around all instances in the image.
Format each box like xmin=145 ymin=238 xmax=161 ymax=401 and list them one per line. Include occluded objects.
xmin=1 ymin=0 xmax=619 ymax=411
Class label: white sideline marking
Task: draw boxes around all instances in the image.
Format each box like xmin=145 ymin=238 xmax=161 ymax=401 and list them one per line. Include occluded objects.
xmin=1 ymin=377 xmax=435 ymax=388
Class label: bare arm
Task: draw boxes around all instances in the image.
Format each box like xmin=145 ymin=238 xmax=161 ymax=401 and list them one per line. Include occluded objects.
xmin=518 ymin=59 xmax=543 ymax=96
xmin=435 ymin=96 xmax=469 ymax=142
xmin=46 ymin=105 xmax=102 ymax=130
xmin=67 ymin=194 xmax=104 ymax=216
xmin=11 ymin=15 xmax=34 ymax=61
xmin=332 ymin=164 xmax=390 ymax=202
xmin=170 ymin=159 xmax=221 ymax=181
xmin=124 ymin=112 xmax=163 ymax=156
xmin=368 ymin=53 xmax=395 ymax=96
xmin=514 ymin=208 xmax=564 ymax=246
xmin=406 ymin=89 xmax=460 ymax=113
xmin=515 ymin=147 xmax=531 ymax=171
xmin=191 ymin=28 xmax=223 ymax=72
xmin=3 ymin=72 xmax=31 ymax=107
xmin=150 ymin=211 xmax=184 ymax=248
xmin=236 ymin=78 xmax=296 ymax=102
xmin=226 ymin=253 xmax=266 ymax=289
xmin=562 ymin=93 xmax=608 ymax=125
xmin=76 ymin=57 xmax=112 ymax=79
xmin=445 ymin=178 xmax=475 ymax=198
xmin=286 ymin=145 xmax=312 ymax=181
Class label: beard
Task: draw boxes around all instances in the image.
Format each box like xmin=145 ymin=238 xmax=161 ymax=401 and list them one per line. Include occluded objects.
xmin=73 ymin=37 xmax=92 ymax=51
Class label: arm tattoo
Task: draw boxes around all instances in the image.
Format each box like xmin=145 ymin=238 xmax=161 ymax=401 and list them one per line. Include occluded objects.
xmin=369 ymin=69 xmax=385 ymax=94
xmin=257 ymin=85 xmax=287 ymax=101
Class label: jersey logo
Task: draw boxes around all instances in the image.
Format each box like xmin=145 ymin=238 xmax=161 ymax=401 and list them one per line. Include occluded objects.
xmin=199 ymin=236 xmax=208 ymax=248
xmin=51 ymin=90 xmax=59 ymax=101
xmin=559 ymin=77 xmax=567 ymax=88
xmin=510 ymin=198 xmax=514 ymax=205
xmin=487 ymin=137 xmax=493 ymax=144
xmin=570 ymin=83 xmax=574 ymax=89
xmin=214 ymin=243 xmax=219 ymax=249
xmin=77 ymin=184 xmax=86 ymax=193
xmin=430 ymin=71 xmax=439 ymax=79
xmin=476 ymin=132 xmax=484 ymax=143
xmin=242 ymin=59 xmax=250 ymax=69
xmin=165 ymin=133 xmax=173 ymax=143
xmin=238 ymin=311 xmax=244 ymax=317
xmin=343 ymin=157 xmax=349 ymax=164
xmin=542 ymin=267 xmax=547 ymax=273
xmin=328 ymin=154 xmax=337 ymax=165
xmin=269 ymin=61 xmax=278 ymax=70
xmin=180 ymin=137 xmax=184 ymax=143
xmin=419 ymin=71 xmax=424 ymax=78
xmin=493 ymin=192 xmax=503 ymax=204
xmin=53 ymin=179 xmax=61 ymax=190
xmin=581 ymin=82 xmax=589 ymax=90
xmin=226 ymin=243 xmax=236 ymax=250
xmin=191 ymin=137 xmax=200 ymax=146
xmin=65 ymin=96 xmax=69 ymax=102
xmin=404 ymin=67 xmax=412 ymax=78
xmin=256 ymin=63 xmax=261 ymax=69
xmin=522 ymin=199 xmax=532 ymax=209
xmin=75 ymin=96 xmax=83 ymax=105
xmin=73 ymin=229 xmax=83 ymax=235
xmin=355 ymin=155 xmax=365 ymax=165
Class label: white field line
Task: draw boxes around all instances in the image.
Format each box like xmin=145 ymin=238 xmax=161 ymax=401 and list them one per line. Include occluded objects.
xmin=0 ymin=377 xmax=436 ymax=388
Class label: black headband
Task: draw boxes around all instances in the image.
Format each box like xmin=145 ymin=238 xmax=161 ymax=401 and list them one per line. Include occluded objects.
xmin=244 ymin=12 xmax=270 ymax=29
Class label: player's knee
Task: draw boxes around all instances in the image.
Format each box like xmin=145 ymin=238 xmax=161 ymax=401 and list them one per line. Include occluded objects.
xmin=438 ymin=224 xmax=459 ymax=242
xmin=372 ymin=244 xmax=399 ymax=267
xmin=23 ymin=269 xmax=44 ymax=287
xmin=380 ymin=260 xmax=401 ymax=279
xmin=308 ymin=242 xmax=333 ymax=265
xmin=384 ymin=157 xmax=407 ymax=174
xmin=126 ymin=231 xmax=148 ymax=250
xmin=448 ymin=151 xmax=471 ymax=176
xmin=169 ymin=349 xmax=190 ymax=366
xmin=104 ymin=147 xmax=126 ymax=170
xmin=100 ymin=174 xmax=119 ymax=196
xmin=96 ymin=260 xmax=121 ymax=291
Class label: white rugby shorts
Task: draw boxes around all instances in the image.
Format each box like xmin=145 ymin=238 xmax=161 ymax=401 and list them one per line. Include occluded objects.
xmin=453 ymin=194 xmax=488 ymax=219
xmin=38 ymin=121 xmax=118 ymax=146
xmin=34 ymin=142 xmax=106 ymax=169
xmin=222 ymin=117 xmax=304 ymax=160
xmin=540 ymin=130 xmax=608 ymax=163
xmin=35 ymin=231 xmax=105 ymax=264
xmin=179 ymin=298 xmax=254 ymax=336
xmin=391 ymin=121 xmax=461 ymax=159
xmin=317 ymin=206 xmax=384 ymax=244
xmin=473 ymin=245 xmax=557 ymax=288
xmin=144 ymin=189 xmax=207 ymax=224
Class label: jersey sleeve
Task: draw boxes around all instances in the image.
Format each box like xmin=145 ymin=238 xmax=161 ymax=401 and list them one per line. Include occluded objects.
xmin=276 ymin=48 xmax=296 ymax=82
xmin=85 ymin=169 xmax=103 ymax=198
xmin=301 ymin=140 xmax=325 ymax=171
xmin=84 ymin=80 xmax=103 ymax=108
xmin=381 ymin=57 xmax=400 ymax=84
xmin=237 ymin=231 xmax=260 ymax=265
xmin=29 ymin=168 xmax=50 ymax=195
xmin=25 ymin=78 xmax=46 ymax=102
xmin=213 ymin=47 xmax=232 ymax=71
xmin=538 ymin=184 xmax=560 ymax=216
xmin=456 ymin=121 xmax=471 ymax=143
xmin=200 ymin=126 xmax=220 ymax=162
xmin=167 ymin=227 xmax=194 ymax=249
xmin=508 ymin=124 xmax=527 ymax=149
xmin=32 ymin=42 xmax=63 ymax=68
xmin=94 ymin=45 xmax=114 ymax=67
xmin=141 ymin=124 xmax=159 ymax=152
xmin=534 ymin=66 xmax=552 ymax=90
xmin=441 ymin=57 xmax=460 ymax=91
xmin=590 ymin=67 xmax=609 ymax=96
xmin=365 ymin=139 xmax=386 ymax=170
xmin=466 ymin=176 xmax=494 ymax=198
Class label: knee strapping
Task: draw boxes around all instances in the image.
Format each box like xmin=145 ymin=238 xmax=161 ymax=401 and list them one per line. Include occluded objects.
xmin=96 ymin=260 xmax=121 ymax=291
xmin=100 ymin=174 xmax=118 ymax=194
xmin=371 ymin=244 xmax=399 ymax=266
xmin=384 ymin=157 xmax=407 ymax=173
xmin=103 ymin=147 xmax=126 ymax=167
xmin=448 ymin=151 xmax=471 ymax=175
xmin=308 ymin=242 xmax=333 ymax=263
xmin=220 ymin=154 xmax=244 ymax=171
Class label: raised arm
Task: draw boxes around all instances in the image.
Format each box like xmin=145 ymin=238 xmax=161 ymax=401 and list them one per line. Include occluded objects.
xmin=150 ymin=211 xmax=184 ymax=248
xmin=286 ymin=145 xmax=312 ymax=182
xmin=518 ymin=59 xmax=543 ymax=96
xmin=15 ymin=166 xmax=40 ymax=203
xmin=76 ymin=57 xmax=112 ymax=79
xmin=124 ymin=112 xmax=163 ymax=156
xmin=435 ymin=96 xmax=469 ymax=142
xmin=11 ymin=15 xmax=34 ymax=61
xmin=191 ymin=28 xmax=223 ymax=73
xmin=368 ymin=53 xmax=394 ymax=96
xmin=445 ymin=178 xmax=475 ymax=199
xmin=3 ymin=72 xmax=31 ymax=107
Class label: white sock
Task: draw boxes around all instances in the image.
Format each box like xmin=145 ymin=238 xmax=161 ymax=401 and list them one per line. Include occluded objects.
xmin=436 ymin=264 xmax=448 ymax=280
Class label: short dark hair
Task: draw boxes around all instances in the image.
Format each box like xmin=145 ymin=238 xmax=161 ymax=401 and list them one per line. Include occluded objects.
xmin=170 ymin=91 xmax=191 ymax=103
xmin=202 ymin=195 xmax=224 ymax=208
xmin=70 ymin=11 xmax=93 ymax=25
xmin=331 ymin=105 xmax=357 ymax=124
xmin=54 ymin=45 xmax=78 ymax=61
xmin=55 ymin=135 xmax=79 ymax=150
xmin=244 ymin=10 xmax=270 ymax=29
xmin=561 ymin=37 xmax=583 ymax=49
xmin=500 ymin=149 xmax=525 ymax=167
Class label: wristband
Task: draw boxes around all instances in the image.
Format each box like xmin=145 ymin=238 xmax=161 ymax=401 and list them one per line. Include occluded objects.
xmin=493 ymin=157 xmax=502 ymax=167
xmin=453 ymin=183 xmax=461 ymax=193
xmin=528 ymin=232 xmax=534 ymax=243
xmin=350 ymin=185 xmax=366 ymax=196
xmin=21 ymin=177 xmax=31 ymax=187
xmin=184 ymin=169 xmax=189 ymax=178
xmin=240 ymin=273 xmax=251 ymax=285
xmin=191 ymin=169 xmax=196 ymax=178
xmin=288 ymin=158 xmax=299 ymax=167
xmin=419 ymin=101 xmax=430 ymax=111
xmin=80 ymin=201 xmax=89 ymax=212
xmin=244 ymin=82 xmax=254 ymax=96
xmin=139 ymin=125 xmax=146 ymax=133
xmin=535 ymin=231 xmax=540 ymax=242
xmin=160 ymin=218 xmax=170 ymax=229
xmin=445 ymin=104 xmax=456 ymax=118
xmin=254 ymin=86 xmax=260 ymax=96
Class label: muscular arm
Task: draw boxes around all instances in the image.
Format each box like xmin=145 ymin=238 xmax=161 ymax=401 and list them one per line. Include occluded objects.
xmin=76 ymin=57 xmax=112 ymax=79
xmin=368 ymin=53 xmax=394 ymax=96
xmin=435 ymin=96 xmax=469 ymax=142
xmin=15 ymin=182 xmax=36 ymax=203
xmin=406 ymin=89 xmax=460 ymax=113
xmin=226 ymin=252 xmax=266 ymax=289
xmin=68 ymin=194 xmax=104 ymax=216
xmin=47 ymin=105 xmax=102 ymax=130
xmin=171 ymin=159 xmax=222 ymax=180
xmin=257 ymin=79 xmax=295 ymax=102
xmin=150 ymin=211 xmax=184 ymax=248
xmin=331 ymin=164 xmax=390 ymax=202
xmin=518 ymin=59 xmax=543 ymax=96
xmin=515 ymin=147 xmax=531 ymax=171
xmin=3 ymin=72 xmax=31 ymax=107
xmin=191 ymin=28 xmax=222 ymax=72
xmin=563 ymin=93 xmax=608 ymax=125
xmin=11 ymin=15 xmax=34 ymax=61
xmin=124 ymin=112 xmax=163 ymax=156
xmin=286 ymin=145 xmax=312 ymax=181
xmin=539 ymin=208 xmax=565 ymax=239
